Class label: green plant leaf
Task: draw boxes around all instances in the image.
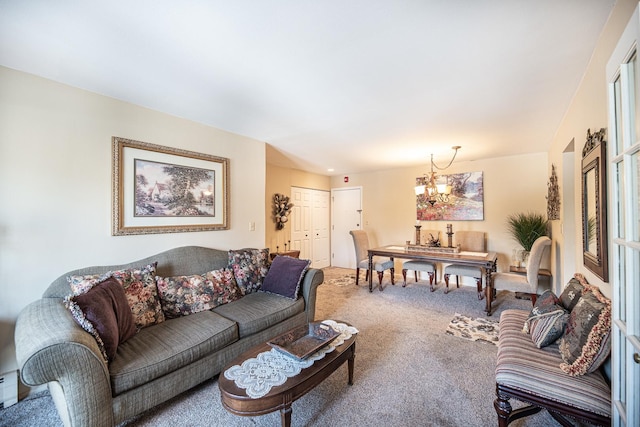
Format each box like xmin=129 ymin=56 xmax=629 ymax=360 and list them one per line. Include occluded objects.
xmin=506 ymin=212 xmax=549 ymax=252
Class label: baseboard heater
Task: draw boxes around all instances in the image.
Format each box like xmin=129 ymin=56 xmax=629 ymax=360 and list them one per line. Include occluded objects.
xmin=0 ymin=370 xmax=18 ymax=408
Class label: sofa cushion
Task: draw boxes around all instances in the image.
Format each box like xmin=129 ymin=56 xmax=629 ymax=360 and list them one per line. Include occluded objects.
xmin=228 ymin=248 xmax=270 ymax=295
xmin=261 ymin=256 xmax=310 ymax=299
xmin=109 ymin=310 xmax=238 ymax=395
xmin=156 ymin=268 xmax=242 ymax=318
xmin=496 ymin=309 xmax=611 ymax=417
xmin=559 ymin=286 xmax=611 ymax=376
xmin=64 ymin=276 xmax=137 ymax=362
xmin=213 ymin=291 xmax=304 ymax=338
xmin=68 ymin=262 xmax=165 ymax=329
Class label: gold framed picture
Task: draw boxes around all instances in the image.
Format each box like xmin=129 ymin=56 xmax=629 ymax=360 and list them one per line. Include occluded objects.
xmin=112 ymin=136 xmax=229 ymax=235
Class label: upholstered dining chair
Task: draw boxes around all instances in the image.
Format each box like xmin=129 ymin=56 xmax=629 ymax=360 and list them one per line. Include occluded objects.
xmin=349 ymin=230 xmax=395 ymax=287
xmin=492 ymin=235 xmax=552 ymax=305
xmin=443 ymin=231 xmax=486 ymax=299
xmin=402 ymin=229 xmax=439 ymax=291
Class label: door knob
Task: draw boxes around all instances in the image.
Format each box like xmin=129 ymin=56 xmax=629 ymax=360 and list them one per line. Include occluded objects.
xmin=634 ymin=353 xmax=640 ymax=364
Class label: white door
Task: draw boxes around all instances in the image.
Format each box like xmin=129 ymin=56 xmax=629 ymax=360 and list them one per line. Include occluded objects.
xmin=290 ymin=187 xmax=312 ymax=260
xmin=312 ymin=190 xmax=330 ymax=268
xmin=331 ymin=187 xmax=362 ymax=268
xmin=607 ymin=7 xmax=640 ymax=426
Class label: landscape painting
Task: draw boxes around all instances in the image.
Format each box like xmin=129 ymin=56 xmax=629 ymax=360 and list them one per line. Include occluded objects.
xmin=417 ymin=171 xmax=484 ymax=221
xmin=134 ymin=159 xmax=215 ymax=217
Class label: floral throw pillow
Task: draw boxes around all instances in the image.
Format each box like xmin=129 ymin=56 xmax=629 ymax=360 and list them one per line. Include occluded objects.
xmin=156 ymin=268 xmax=242 ymax=318
xmin=228 ymin=248 xmax=270 ymax=295
xmin=68 ymin=262 xmax=165 ymax=330
xmin=559 ymin=285 xmax=612 ymax=376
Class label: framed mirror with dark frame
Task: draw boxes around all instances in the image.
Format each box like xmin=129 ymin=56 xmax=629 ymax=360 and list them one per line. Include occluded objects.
xmin=581 ymin=128 xmax=608 ymax=282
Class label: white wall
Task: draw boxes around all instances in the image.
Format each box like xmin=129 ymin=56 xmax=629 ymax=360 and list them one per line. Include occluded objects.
xmin=330 ymin=152 xmax=549 ymax=280
xmin=0 ymin=66 xmax=266 ymax=370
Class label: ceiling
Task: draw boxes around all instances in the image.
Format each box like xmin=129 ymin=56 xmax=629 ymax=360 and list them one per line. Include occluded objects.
xmin=0 ymin=1 xmax=616 ymax=175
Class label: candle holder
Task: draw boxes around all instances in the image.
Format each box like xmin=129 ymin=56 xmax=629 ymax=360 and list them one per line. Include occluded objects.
xmin=415 ymin=225 xmax=422 ymax=245
xmin=446 ymin=223 xmax=454 ymax=248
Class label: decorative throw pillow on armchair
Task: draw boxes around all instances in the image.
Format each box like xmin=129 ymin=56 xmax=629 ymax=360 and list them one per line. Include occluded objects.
xmin=523 ymin=289 xmax=569 ymax=348
xmin=559 ymin=284 xmax=611 ymax=376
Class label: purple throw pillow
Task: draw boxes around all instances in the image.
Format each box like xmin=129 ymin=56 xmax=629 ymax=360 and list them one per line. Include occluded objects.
xmin=261 ymin=256 xmax=311 ymax=300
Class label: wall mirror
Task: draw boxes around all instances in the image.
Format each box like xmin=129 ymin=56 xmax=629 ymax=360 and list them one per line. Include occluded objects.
xmin=581 ymin=128 xmax=608 ymax=282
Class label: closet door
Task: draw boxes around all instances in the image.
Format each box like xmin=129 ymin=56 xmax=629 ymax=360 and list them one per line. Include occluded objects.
xmin=290 ymin=187 xmax=330 ymax=268
xmin=290 ymin=187 xmax=312 ymax=260
xmin=312 ymin=190 xmax=330 ymax=268
xmin=607 ymin=7 xmax=640 ymax=426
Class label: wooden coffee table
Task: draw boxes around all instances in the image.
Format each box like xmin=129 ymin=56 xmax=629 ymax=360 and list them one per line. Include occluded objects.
xmin=218 ymin=321 xmax=356 ymax=427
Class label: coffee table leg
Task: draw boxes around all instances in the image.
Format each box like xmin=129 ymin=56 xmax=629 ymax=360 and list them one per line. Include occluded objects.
xmin=348 ymin=343 xmax=356 ymax=385
xmin=280 ymin=406 xmax=292 ymax=427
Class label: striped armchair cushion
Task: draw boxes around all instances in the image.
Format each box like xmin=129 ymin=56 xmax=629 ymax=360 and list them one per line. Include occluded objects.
xmin=495 ymin=309 xmax=610 ymax=417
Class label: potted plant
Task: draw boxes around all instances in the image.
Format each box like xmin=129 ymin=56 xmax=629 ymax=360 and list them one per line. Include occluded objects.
xmin=506 ymin=212 xmax=549 ymax=265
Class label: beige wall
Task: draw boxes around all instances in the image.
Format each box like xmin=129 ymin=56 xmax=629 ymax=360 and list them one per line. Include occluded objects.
xmin=547 ymin=0 xmax=637 ymax=298
xmin=265 ymin=160 xmax=330 ymax=253
xmin=330 ymin=153 xmax=549 ymax=282
xmin=0 ymin=66 xmax=266 ymax=371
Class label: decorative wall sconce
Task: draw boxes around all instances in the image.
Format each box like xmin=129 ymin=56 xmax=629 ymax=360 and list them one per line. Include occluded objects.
xmin=272 ymin=193 xmax=293 ymax=230
xmin=415 ymin=146 xmax=461 ymax=206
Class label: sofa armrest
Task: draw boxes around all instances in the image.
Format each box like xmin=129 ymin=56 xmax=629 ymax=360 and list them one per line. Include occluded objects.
xmin=299 ymin=268 xmax=324 ymax=323
xmin=15 ymin=298 xmax=114 ymax=427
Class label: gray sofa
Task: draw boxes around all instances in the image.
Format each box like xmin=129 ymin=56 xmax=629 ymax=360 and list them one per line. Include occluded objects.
xmin=14 ymin=246 xmax=324 ymax=427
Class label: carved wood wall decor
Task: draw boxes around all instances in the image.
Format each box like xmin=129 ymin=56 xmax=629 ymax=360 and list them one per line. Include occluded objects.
xmin=546 ymin=164 xmax=560 ymax=220
xmin=272 ymin=193 xmax=293 ymax=230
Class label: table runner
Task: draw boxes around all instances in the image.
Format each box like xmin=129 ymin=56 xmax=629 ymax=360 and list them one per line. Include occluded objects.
xmin=223 ymin=320 xmax=358 ymax=398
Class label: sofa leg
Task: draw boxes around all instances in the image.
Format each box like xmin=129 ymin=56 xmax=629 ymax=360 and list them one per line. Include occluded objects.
xmin=494 ymin=390 xmax=512 ymax=427
xmin=495 ymin=385 xmax=543 ymax=427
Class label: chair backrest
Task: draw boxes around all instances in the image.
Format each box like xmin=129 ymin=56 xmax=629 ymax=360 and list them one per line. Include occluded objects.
xmin=349 ymin=230 xmax=370 ymax=263
xmin=454 ymin=231 xmax=485 ymax=252
xmin=420 ymin=229 xmax=440 ymax=245
xmin=526 ymin=236 xmax=552 ymax=288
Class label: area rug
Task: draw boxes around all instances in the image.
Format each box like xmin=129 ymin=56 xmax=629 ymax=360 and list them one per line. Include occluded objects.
xmin=324 ymin=275 xmax=356 ymax=287
xmin=446 ymin=313 xmax=500 ymax=345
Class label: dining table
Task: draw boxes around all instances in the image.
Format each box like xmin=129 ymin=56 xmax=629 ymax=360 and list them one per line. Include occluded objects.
xmin=367 ymin=245 xmax=499 ymax=315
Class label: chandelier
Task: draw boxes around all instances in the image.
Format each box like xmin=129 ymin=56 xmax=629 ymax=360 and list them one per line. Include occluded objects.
xmin=415 ymin=146 xmax=461 ymax=206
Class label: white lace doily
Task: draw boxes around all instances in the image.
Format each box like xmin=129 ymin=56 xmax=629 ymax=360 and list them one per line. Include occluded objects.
xmin=223 ymin=320 xmax=358 ymax=398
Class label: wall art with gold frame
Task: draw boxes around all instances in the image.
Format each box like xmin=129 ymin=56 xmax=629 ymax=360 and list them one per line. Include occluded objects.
xmin=112 ymin=136 xmax=229 ymax=235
